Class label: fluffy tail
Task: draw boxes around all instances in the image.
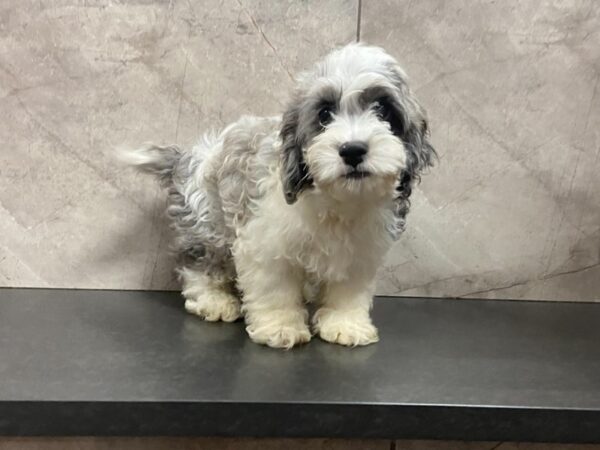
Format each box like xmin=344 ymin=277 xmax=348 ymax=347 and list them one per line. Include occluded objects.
xmin=117 ymin=144 xmax=182 ymax=185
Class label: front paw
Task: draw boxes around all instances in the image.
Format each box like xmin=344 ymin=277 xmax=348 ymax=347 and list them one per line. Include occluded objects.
xmin=313 ymin=308 xmax=379 ymax=347
xmin=246 ymin=316 xmax=311 ymax=349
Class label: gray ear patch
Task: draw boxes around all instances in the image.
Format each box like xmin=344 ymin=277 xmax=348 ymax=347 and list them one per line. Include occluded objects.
xmin=280 ymin=102 xmax=313 ymax=204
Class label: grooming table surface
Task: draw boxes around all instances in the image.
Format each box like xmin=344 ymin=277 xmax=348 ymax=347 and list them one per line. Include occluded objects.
xmin=0 ymin=288 xmax=599 ymax=442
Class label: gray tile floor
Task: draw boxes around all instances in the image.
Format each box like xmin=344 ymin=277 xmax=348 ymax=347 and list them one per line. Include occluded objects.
xmin=0 ymin=1 xmax=598 ymax=300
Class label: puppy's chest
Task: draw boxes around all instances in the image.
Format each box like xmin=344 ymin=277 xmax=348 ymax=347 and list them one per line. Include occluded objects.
xmin=294 ymin=217 xmax=379 ymax=281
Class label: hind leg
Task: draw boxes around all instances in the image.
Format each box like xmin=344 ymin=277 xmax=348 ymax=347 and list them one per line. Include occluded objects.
xmin=181 ymin=267 xmax=241 ymax=322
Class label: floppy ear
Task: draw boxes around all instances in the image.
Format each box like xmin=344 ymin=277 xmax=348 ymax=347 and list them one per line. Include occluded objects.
xmin=389 ymin=112 xmax=436 ymax=239
xmin=389 ymin=91 xmax=436 ymax=242
xmin=397 ymin=114 xmax=436 ymax=201
xmin=385 ymin=63 xmax=437 ymax=206
xmin=280 ymin=103 xmax=312 ymax=204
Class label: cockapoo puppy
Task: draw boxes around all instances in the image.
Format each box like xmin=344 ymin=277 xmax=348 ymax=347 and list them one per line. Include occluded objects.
xmin=123 ymin=43 xmax=436 ymax=349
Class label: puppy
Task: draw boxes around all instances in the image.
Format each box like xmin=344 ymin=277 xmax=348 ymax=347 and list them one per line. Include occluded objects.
xmin=123 ymin=43 xmax=436 ymax=348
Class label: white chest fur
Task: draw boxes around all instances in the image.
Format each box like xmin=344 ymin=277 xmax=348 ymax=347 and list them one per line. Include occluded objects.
xmin=236 ymin=184 xmax=393 ymax=284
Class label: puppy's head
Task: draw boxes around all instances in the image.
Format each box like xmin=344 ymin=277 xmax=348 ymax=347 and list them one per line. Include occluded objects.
xmin=280 ymin=44 xmax=436 ymax=205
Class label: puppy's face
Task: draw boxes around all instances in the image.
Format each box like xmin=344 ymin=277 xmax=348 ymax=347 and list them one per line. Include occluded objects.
xmin=281 ymin=44 xmax=435 ymax=204
xmin=301 ymin=79 xmax=408 ymax=200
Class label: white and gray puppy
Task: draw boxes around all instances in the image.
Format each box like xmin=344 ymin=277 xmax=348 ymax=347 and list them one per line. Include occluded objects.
xmin=124 ymin=43 xmax=435 ymax=349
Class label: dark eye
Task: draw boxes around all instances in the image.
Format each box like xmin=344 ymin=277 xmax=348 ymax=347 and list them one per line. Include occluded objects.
xmin=318 ymin=106 xmax=333 ymax=127
xmin=373 ymin=99 xmax=391 ymax=121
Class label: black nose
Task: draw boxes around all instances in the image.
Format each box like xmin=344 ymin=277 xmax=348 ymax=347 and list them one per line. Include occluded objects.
xmin=339 ymin=141 xmax=368 ymax=168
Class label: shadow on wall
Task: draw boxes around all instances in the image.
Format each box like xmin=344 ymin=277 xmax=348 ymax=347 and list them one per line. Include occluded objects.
xmin=90 ymin=190 xmax=180 ymax=291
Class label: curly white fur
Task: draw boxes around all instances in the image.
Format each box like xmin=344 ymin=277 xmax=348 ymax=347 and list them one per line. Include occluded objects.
xmin=122 ymin=44 xmax=435 ymax=349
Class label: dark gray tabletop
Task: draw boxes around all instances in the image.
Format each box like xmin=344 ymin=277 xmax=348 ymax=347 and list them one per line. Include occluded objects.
xmin=1 ymin=288 xmax=599 ymax=442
